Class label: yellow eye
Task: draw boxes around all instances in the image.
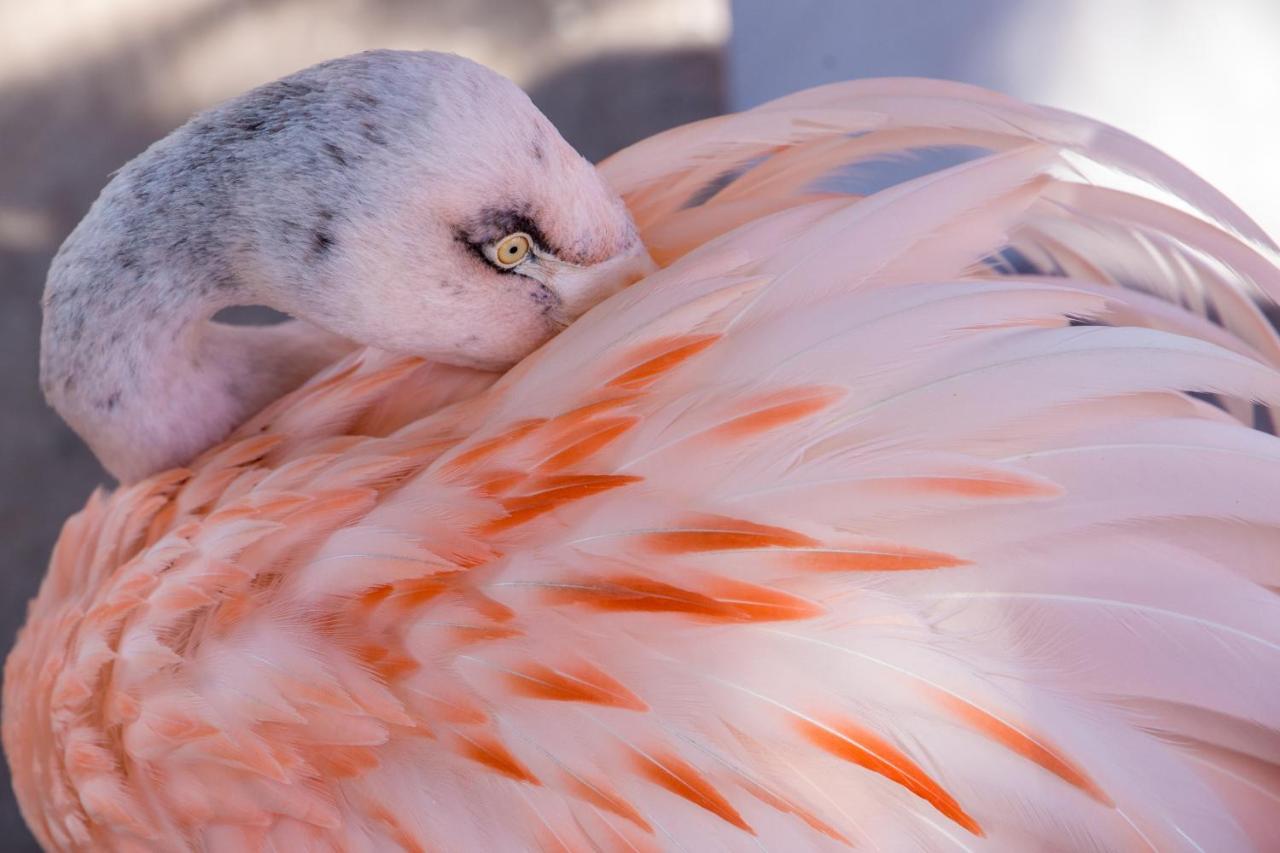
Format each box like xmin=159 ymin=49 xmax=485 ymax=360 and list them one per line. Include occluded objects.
xmin=493 ymin=232 xmax=532 ymax=268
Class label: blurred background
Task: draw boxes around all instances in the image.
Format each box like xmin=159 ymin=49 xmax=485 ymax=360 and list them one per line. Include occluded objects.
xmin=1 ymin=0 xmax=1277 ymax=846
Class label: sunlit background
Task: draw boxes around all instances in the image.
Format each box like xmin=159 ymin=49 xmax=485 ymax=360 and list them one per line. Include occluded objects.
xmin=2 ymin=1 xmax=1276 ymax=845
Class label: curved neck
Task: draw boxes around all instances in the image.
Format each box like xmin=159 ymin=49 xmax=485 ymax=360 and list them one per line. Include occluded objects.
xmin=41 ymin=265 xmax=351 ymax=483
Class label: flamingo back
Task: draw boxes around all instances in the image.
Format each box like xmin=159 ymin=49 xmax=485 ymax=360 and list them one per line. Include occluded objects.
xmin=7 ymin=78 xmax=1280 ymax=851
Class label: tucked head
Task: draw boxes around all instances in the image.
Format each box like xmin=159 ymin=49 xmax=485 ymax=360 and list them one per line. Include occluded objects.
xmin=219 ymin=49 xmax=653 ymax=368
xmin=40 ymin=50 xmax=653 ymax=481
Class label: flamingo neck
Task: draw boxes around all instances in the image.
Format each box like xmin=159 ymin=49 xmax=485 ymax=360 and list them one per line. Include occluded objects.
xmin=40 ymin=266 xmax=350 ymax=483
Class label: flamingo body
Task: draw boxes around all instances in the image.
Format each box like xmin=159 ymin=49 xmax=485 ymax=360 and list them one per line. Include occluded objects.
xmin=8 ymin=77 xmax=1280 ymax=851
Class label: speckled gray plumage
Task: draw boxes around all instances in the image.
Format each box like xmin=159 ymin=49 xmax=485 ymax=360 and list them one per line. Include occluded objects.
xmin=40 ymin=50 xmax=647 ymax=482
xmin=44 ymin=51 xmax=432 ymax=393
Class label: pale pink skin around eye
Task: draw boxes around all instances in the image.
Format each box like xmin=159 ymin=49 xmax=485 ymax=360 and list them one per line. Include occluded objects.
xmin=309 ymin=88 xmax=647 ymax=369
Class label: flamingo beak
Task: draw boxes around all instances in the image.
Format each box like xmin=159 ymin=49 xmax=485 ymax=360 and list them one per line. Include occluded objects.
xmin=550 ymin=241 xmax=657 ymax=320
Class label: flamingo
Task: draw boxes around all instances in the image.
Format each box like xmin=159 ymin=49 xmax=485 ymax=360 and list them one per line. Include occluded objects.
xmin=7 ymin=51 xmax=1280 ymax=851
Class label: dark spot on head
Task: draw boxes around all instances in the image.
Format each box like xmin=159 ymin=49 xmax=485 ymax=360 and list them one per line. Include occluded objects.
xmin=215 ymin=79 xmax=325 ymax=143
xmin=115 ymin=250 xmax=138 ymax=271
xmin=317 ymin=208 xmax=335 ymax=222
xmin=529 ymin=282 xmax=560 ymax=312
xmin=109 ymin=330 xmax=123 ymax=345
xmin=67 ymin=311 xmax=85 ymax=343
xmin=531 ymin=141 xmax=545 ymax=162
xmin=211 ymin=270 xmax=239 ymax=291
xmin=361 ymin=120 xmax=388 ymax=146
xmin=311 ymin=230 xmax=335 ymax=257
xmin=99 ymin=391 xmax=122 ymax=412
xmin=254 ymin=79 xmax=320 ymax=111
xmin=454 ymin=226 xmax=487 ymax=265
xmin=531 ymin=285 xmax=553 ymax=305
xmin=322 ymin=142 xmax=349 ymax=168
xmin=62 ymin=375 xmax=75 ymax=393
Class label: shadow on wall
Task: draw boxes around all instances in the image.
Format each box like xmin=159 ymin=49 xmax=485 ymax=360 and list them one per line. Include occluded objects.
xmin=529 ymin=47 xmax=721 ymax=163
xmin=727 ymin=0 xmax=1280 ymax=238
xmin=0 ymin=1 xmax=723 ymax=845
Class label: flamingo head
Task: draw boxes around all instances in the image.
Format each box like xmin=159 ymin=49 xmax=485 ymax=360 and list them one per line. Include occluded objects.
xmin=39 ymin=50 xmax=655 ymax=482
xmin=272 ymin=50 xmax=656 ymax=370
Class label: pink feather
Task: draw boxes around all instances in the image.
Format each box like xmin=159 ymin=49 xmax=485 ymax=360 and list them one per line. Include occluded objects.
xmin=8 ymin=76 xmax=1280 ymax=851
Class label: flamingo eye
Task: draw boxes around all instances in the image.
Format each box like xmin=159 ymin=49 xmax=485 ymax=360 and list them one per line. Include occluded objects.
xmin=493 ymin=233 xmax=532 ymax=268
